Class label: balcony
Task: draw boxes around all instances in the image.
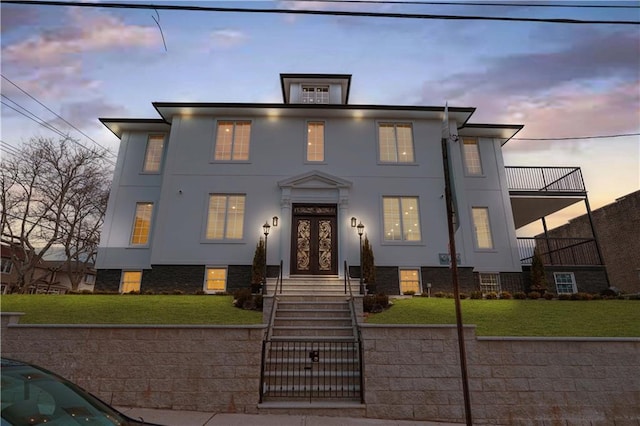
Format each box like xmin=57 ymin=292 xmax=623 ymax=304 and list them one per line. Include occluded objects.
xmin=517 ymin=237 xmax=602 ymax=266
xmin=506 ymin=167 xmax=587 ymax=229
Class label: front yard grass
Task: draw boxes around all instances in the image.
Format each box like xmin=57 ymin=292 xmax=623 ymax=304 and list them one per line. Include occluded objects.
xmin=0 ymin=295 xmax=262 ymax=325
xmin=366 ymin=298 xmax=640 ymax=337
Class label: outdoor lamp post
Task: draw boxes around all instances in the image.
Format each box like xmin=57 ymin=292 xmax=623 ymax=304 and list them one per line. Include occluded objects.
xmin=263 ymin=221 xmax=271 ymax=294
xmin=357 ymin=221 xmax=364 ymax=295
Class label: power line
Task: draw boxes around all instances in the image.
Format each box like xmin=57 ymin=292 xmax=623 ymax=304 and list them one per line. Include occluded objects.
xmin=1 ymin=94 xmax=70 ymax=139
xmin=4 ymin=0 xmax=639 ymax=25
xmin=512 ymin=132 xmax=640 ymax=141
xmin=292 ymin=0 xmax=640 ymax=8
xmin=1 ymin=74 xmax=117 ymax=157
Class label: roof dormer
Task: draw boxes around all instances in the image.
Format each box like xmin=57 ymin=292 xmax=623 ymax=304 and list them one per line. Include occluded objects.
xmin=280 ymin=73 xmax=352 ymax=105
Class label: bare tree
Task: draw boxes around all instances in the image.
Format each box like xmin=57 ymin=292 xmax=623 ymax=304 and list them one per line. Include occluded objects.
xmin=1 ymin=136 xmax=112 ymax=293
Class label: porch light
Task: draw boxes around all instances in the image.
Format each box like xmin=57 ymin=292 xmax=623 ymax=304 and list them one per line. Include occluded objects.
xmin=351 ymin=217 xmax=357 ymax=227
xmin=263 ymin=222 xmax=271 ymax=236
xmin=272 ymin=216 xmax=279 ymax=227
xmin=357 ymin=222 xmax=364 ymax=237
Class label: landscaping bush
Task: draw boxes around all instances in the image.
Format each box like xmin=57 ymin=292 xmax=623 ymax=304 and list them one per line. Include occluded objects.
xmin=499 ymin=291 xmax=512 ymax=300
xmin=403 ymin=290 xmax=416 ymax=296
xmin=543 ymin=292 xmax=555 ymax=300
xmin=363 ymin=294 xmax=390 ymax=313
xmin=571 ymin=292 xmax=593 ymax=301
xmin=513 ymin=292 xmax=527 ymax=300
xmin=172 ymin=289 xmax=185 ymax=295
xmin=445 ymin=292 xmax=455 ymax=299
xmin=433 ymin=291 xmax=447 ymax=298
xmin=459 ymin=293 xmax=468 ymax=300
xmin=232 ymin=288 xmax=262 ymax=311
xmin=528 ymin=291 xmax=541 ymax=300
xmin=485 ymin=291 xmax=498 ymax=300
xmin=470 ymin=291 xmax=483 ymax=300
xmin=558 ymin=293 xmax=572 ymax=300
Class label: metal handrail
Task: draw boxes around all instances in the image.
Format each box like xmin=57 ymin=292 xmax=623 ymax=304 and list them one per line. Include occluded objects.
xmin=344 ymin=260 xmax=365 ymax=404
xmin=505 ymin=166 xmax=585 ymax=193
xmin=273 ymin=260 xmax=283 ymax=295
xmin=259 ymin=262 xmax=282 ymax=404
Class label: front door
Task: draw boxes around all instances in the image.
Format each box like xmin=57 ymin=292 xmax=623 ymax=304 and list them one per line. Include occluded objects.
xmin=291 ymin=204 xmax=338 ymax=275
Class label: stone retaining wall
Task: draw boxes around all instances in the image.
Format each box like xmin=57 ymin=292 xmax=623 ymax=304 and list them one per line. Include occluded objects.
xmin=2 ymin=314 xmax=638 ymax=424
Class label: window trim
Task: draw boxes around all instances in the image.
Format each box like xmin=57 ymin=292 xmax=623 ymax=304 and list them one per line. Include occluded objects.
xmin=461 ymin=137 xmax=484 ymax=177
xmin=211 ymin=120 xmax=252 ymax=163
xmin=129 ymin=202 xmax=154 ymax=248
xmin=203 ymin=266 xmax=228 ymax=294
xmin=1 ymin=258 xmax=13 ymax=274
xmin=399 ymin=268 xmax=422 ymax=295
xmin=304 ymin=120 xmax=326 ymax=164
xmin=202 ymin=193 xmax=247 ymax=243
xmin=302 ymin=85 xmax=330 ymax=104
xmin=471 ymin=206 xmax=495 ymax=251
xmin=381 ymin=195 xmax=423 ymax=245
xmin=120 ymin=270 xmax=142 ymax=294
xmin=376 ymin=121 xmax=417 ymax=165
xmin=554 ymin=272 xmax=577 ymax=294
xmin=141 ymin=134 xmax=166 ymax=174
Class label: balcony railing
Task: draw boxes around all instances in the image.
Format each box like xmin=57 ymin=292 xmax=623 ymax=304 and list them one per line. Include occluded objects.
xmin=506 ymin=167 xmax=585 ymax=193
xmin=517 ymin=237 xmax=602 ymax=266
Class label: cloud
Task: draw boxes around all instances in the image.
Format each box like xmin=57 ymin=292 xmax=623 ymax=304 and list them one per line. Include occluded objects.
xmin=51 ymin=98 xmax=128 ymax=131
xmin=0 ymin=4 xmax=39 ymax=33
xmin=2 ymin=8 xmax=160 ymax=68
xmin=210 ymin=29 xmax=249 ymax=49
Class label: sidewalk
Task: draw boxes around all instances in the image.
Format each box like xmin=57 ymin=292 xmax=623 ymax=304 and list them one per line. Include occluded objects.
xmin=117 ymin=407 xmax=463 ymax=426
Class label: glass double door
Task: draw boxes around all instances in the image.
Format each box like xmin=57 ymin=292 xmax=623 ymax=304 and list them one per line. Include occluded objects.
xmin=291 ymin=205 xmax=337 ymax=275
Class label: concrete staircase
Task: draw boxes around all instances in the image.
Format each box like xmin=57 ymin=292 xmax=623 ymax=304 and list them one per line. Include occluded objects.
xmin=260 ymin=287 xmax=363 ymax=409
xmin=268 ymin=276 xmax=348 ymax=296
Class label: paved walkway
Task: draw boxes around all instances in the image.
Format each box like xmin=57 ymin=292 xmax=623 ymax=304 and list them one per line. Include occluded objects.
xmin=118 ymin=408 xmax=463 ymax=426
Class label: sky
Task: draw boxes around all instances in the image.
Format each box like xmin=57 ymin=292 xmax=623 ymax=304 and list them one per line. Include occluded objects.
xmin=1 ymin=0 xmax=639 ymax=236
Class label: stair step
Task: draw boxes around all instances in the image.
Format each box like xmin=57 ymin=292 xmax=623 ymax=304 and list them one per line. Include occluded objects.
xmin=270 ymin=335 xmax=356 ymax=341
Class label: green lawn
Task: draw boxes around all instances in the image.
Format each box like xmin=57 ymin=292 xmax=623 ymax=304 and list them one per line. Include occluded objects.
xmin=366 ymin=298 xmax=640 ymax=337
xmin=0 ymin=295 xmax=262 ymax=325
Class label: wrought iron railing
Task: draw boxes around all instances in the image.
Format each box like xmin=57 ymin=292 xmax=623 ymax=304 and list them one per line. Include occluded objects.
xmin=260 ymin=339 xmax=362 ymax=402
xmin=517 ymin=237 xmax=602 ymax=265
xmin=505 ymin=166 xmax=585 ymax=193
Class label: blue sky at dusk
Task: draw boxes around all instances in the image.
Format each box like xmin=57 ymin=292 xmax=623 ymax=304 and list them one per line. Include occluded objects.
xmin=1 ymin=1 xmax=639 ymax=232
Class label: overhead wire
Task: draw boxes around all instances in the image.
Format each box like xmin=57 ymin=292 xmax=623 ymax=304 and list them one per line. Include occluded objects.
xmin=3 ymin=0 xmax=639 ymax=25
xmin=1 ymin=74 xmax=117 ymax=157
xmin=288 ymin=0 xmax=640 ymax=9
xmin=512 ymin=133 xmax=640 ymax=141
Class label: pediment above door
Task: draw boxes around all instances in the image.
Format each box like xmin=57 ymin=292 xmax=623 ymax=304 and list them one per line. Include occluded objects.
xmin=278 ymin=170 xmax=352 ymax=190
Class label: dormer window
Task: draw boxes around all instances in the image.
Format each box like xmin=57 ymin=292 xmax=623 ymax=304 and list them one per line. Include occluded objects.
xmin=302 ymin=86 xmax=329 ymax=104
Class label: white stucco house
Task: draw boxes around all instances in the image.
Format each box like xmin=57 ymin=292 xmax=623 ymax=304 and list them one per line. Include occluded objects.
xmin=96 ymin=73 xmax=607 ymax=295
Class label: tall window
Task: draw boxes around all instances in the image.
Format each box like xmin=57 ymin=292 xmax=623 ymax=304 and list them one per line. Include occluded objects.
xmin=130 ymin=203 xmax=153 ymax=245
xmin=205 ymin=267 xmax=227 ymax=292
xmin=400 ymin=269 xmax=421 ymax=294
xmin=214 ymin=121 xmax=251 ymax=161
xmin=479 ymin=273 xmax=500 ymax=293
xmin=206 ymin=195 xmax=245 ymax=240
xmin=307 ymin=122 xmax=325 ymax=162
xmin=462 ymin=137 xmax=482 ymax=175
xmin=554 ymin=272 xmax=577 ymax=294
xmin=378 ymin=123 xmax=414 ymax=163
xmin=121 ymin=271 xmax=142 ymax=293
xmin=472 ymin=207 xmax=493 ymax=249
xmin=302 ymin=86 xmax=329 ymax=104
xmin=143 ymin=134 xmax=165 ymax=173
xmin=383 ymin=197 xmax=421 ymax=241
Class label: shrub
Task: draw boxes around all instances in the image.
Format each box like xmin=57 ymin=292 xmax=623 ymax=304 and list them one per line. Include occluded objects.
xmin=232 ymin=288 xmax=262 ymax=311
xmin=172 ymin=289 xmax=185 ymax=295
xmin=375 ymin=294 xmax=389 ymax=309
xmin=403 ymin=290 xmax=416 ymax=296
xmin=194 ymin=290 xmax=206 ymax=295
xmin=485 ymin=292 xmax=498 ymax=300
xmin=558 ymin=293 xmax=572 ymax=300
xmin=363 ymin=294 xmax=389 ymax=313
xmin=499 ymin=291 xmax=512 ymax=300
xmin=124 ymin=290 xmax=140 ymax=295
xmin=571 ymin=292 xmax=593 ymax=301
xmin=470 ymin=291 xmax=483 ymax=300
xmin=513 ymin=292 xmax=527 ymax=300
xmin=591 ymin=294 xmax=602 ymax=300
xmin=434 ymin=291 xmax=447 ymax=298
xmin=143 ymin=290 xmax=155 ymax=295
xmin=543 ymin=292 xmax=555 ymax=300
xmin=528 ymin=291 xmax=541 ymax=300
xmin=459 ymin=293 xmax=468 ymax=300
xmin=445 ymin=292 xmax=455 ymax=299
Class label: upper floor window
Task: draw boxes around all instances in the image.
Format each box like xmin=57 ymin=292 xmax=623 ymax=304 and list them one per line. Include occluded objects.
xmin=383 ymin=196 xmax=421 ymax=242
xmin=306 ymin=122 xmax=325 ymax=162
xmin=130 ymin=202 xmax=153 ymax=245
xmin=214 ymin=121 xmax=251 ymax=161
xmin=378 ymin=123 xmax=415 ymax=163
xmin=143 ymin=134 xmax=165 ymax=173
xmin=462 ymin=137 xmax=483 ymax=175
xmin=121 ymin=271 xmax=142 ymax=293
xmin=472 ymin=207 xmax=493 ymax=249
xmin=206 ymin=194 xmax=245 ymax=240
xmin=1 ymin=258 xmax=12 ymax=274
xmin=302 ymin=86 xmax=329 ymax=104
